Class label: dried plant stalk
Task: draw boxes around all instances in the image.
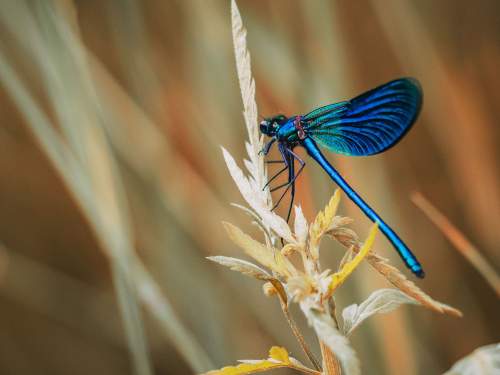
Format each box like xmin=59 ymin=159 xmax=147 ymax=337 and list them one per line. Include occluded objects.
xmin=366 ymin=252 xmax=462 ymax=316
xmin=412 ymin=192 xmax=500 ymax=298
xmin=272 ymin=280 xmax=322 ymax=372
xmin=320 ymin=341 xmax=343 ymax=375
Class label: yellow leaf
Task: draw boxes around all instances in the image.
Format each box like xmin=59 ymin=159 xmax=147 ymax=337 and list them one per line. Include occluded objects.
xmin=269 ymin=346 xmax=289 ymax=362
xmin=309 ymin=190 xmax=341 ymax=258
xmin=223 ymin=222 xmax=296 ymax=278
xmin=202 ymin=361 xmax=284 ymax=375
xmin=328 ymin=223 xmax=378 ymax=295
xmin=201 ymin=346 xmax=321 ymax=375
xmin=202 ymin=347 xmax=291 ymax=375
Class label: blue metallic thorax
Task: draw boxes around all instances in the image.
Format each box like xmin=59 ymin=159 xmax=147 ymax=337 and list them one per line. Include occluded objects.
xmin=276 ymin=118 xmax=299 ymax=142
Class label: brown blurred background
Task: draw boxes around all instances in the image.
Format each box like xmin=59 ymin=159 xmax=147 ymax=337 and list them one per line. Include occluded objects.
xmin=0 ymin=0 xmax=499 ymax=374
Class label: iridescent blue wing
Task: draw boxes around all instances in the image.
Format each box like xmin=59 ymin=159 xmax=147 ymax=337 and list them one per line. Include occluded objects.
xmin=303 ymin=78 xmax=422 ymax=156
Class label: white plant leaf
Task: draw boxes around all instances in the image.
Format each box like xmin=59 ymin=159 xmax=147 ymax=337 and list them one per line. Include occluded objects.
xmin=231 ymin=0 xmax=268 ymax=198
xmin=301 ymin=303 xmax=360 ymax=375
xmin=230 ymin=203 xmax=272 ymax=246
xmin=207 ymin=256 xmax=271 ymax=280
xmin=294 ymin=205 xmax=308 ymax=244
xmin=443 ymin=343 xmax=500 ymax=375
xmin=222 ymin=147 xmax=294 ymax=242
xmin=342 ymin=289 xmax=419 ymax=336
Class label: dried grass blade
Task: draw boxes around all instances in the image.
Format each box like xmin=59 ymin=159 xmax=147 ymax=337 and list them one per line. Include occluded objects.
xmin=412 ymin=192 xmax=500 ymax=298
xmin=366 ymin=252 xmax=462 ymax=317
xmin=0 ymin=6 xmax=213 ymax=371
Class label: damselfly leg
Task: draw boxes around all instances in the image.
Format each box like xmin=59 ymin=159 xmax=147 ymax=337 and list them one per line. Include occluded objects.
xmin=268 ymin=145 xmax=305 ymax=223
xmin=259 ymin=138 xmax=276 ymax=156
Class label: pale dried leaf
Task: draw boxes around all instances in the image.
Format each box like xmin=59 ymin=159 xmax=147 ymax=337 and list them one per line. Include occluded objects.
xmin=223 ymin=222 xmax=296 ymax=279
xmin=232 ymin=0 xmax=259 ymax=150
xmin=231 ymin=0 xmax=269 ymax=200
xmin=443 ymin=343 xmax=500 ymax=375
xmin=230 ymin=203 xmax=272 ymax=246
xmin=329 ymin=216 xmax=355 ymax=231
xmin=294 ymin=205 xmax=308 ymax=244
xmin=301 ymin=306 xmax=360 ymax=375
xmin=329 ymin=227 xmax=359 ymax=248
xmin=366 ymin=252 xmax=462 ymax=317
xmin=222 ymin=148 xmax=294 ymax=242
xmin=342 ymin=289 xmax=419 ymax=335
xmin=207 ymin=256 xmax=271 ymax=281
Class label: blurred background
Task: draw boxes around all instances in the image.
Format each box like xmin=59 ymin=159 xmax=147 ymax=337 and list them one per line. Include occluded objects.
xmin=0 ymin=0 xmax=499 ymax=374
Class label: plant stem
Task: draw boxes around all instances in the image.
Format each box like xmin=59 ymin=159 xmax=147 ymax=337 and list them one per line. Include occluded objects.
xmin=320 ymin=341 xmax=342 ymax=375
xmin=412 ymin=192 xmax=500 ymax=298
xmin=271 ymin=280 xmax=322 ymax=372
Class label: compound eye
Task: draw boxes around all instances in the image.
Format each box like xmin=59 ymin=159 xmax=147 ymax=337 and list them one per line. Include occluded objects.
xmin=259 ymin=120 xmax=271 ymax=134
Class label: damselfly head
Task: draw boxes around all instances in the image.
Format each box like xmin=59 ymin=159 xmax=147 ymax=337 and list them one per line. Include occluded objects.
xmin=259 ymin=114 xmax=287 ymax=136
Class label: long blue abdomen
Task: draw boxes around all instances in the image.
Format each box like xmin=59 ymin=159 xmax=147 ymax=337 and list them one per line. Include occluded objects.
xmin=302 ymin=137 xmax=424 ymax=277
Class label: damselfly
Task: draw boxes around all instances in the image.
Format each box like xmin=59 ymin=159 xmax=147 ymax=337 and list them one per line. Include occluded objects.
xmin=260 ymin=78 xmax=424 ymax=277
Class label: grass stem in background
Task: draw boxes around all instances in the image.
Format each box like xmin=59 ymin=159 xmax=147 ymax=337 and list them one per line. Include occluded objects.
xmin=412 ymin=192 xmax=500 ymax=298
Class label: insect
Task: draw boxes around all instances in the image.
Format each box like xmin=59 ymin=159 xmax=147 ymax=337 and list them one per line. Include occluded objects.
xmin=259 ymin=78 xmax=424 ymax=278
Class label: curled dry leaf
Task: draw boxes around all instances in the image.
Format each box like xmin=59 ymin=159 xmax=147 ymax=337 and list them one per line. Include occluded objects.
xmin=223 ymin=222 xmax=296 ymax=279
xmin=262 ymin=281 xmax=277 ymax=297
xmin=328 ymin=226 xmax=359 ymax=249
xmin=342 ymin=288 xmax=419 ymax=336
xmin=202 ymin=346 xmax=320 ymax=375
xmin=207 ymin=256 xmax=271 ymax=281
xmin=366 ymin=252 xmax=462 ymax=317
xmin=294 ymin=205 xmax=309 ymax=244
xmin=443 ymin=343 xmax=500 ymax=375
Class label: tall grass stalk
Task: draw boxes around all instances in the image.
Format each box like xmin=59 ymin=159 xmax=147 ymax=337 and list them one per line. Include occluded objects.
xmin=0 ymin=1 xmax=213 ymax=372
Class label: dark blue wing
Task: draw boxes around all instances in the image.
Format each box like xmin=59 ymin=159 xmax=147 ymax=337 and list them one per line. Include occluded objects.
xmin=303 ymin=78 xmax=422 ymax=156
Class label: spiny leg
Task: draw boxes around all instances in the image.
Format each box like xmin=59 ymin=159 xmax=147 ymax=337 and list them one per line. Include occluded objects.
xmin=271 ymin=145 xmax=292 ymax=210
xmin=285 ymin=152 xmax=295 ymax=223
xmin=263 ymin=161 xmax=286 ymax=191
xmin=263 ymin=142 xmax=289 ymax=190
xmin=270 ymin=150 xmax=305 ymax=193
xmin=264 ymin=165 xmax=288 ymax=190
xmin=284 ymin=148 xmax=305 ymax=223
xmin=271 ymin=148 xmax=306 ymax=212
xmin=259 ymin=138 xmax=276 ymax=156
xmin=271 ymin=166 xmax=293 ymax=211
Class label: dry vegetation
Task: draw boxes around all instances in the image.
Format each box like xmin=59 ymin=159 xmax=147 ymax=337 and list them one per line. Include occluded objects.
xmin=0 ymin=1 xmax=498 ymax=374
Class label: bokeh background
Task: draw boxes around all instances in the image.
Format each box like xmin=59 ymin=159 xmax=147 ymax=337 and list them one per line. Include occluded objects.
xmin=0 ymin=0 xmax=499 ymax=374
